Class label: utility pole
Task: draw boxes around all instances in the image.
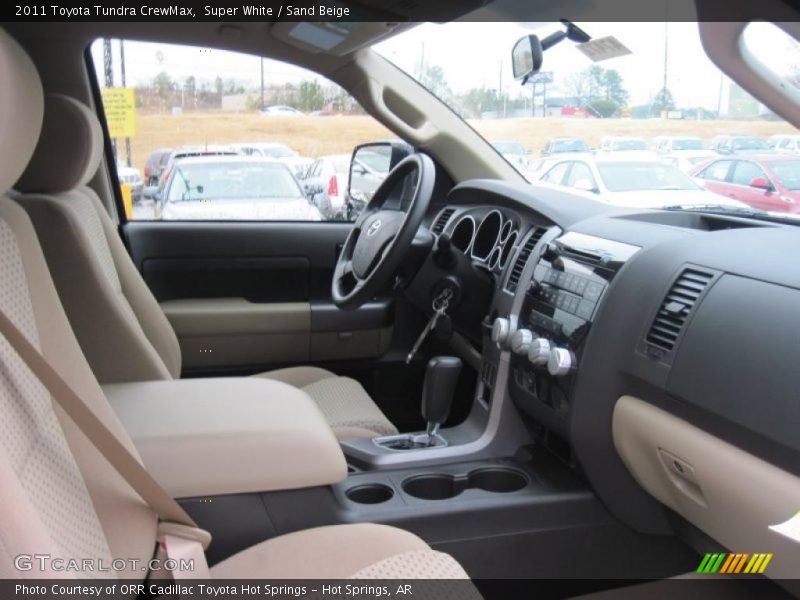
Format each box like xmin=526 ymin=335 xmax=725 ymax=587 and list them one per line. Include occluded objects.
xmin=662 ymin=22 xmax=669 ymax=117
xmin=260 ymin=57 xmax=265 ymax=110
xmin=102 ymin=38 xmax=116 ymax=155
xmin=119 ymin=39 xmax=131 ymax=167
xmin=498 ymin=60 xmax=503 ymax=118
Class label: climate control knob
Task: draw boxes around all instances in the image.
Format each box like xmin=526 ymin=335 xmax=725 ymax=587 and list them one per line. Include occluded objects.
xmin=511 ymin=329 xmax=534 ymax=355
xmin=491 ymin=317 xmax=513 ymax=349
xmin=547 ymin=348 xmax=576 ymax=377
xmin=528 ymin=338 xmax=552 ymax=366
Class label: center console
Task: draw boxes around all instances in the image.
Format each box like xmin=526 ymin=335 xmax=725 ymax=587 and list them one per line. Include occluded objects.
xmin=494 ymin=232 xmax=640 ymax=438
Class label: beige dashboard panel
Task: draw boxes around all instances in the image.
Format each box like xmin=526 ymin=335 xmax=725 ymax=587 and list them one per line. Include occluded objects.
xmin=613 ymin=395 xmax=800 ymax=580
xmin=161 ymin=298 xmax=310 ymax=368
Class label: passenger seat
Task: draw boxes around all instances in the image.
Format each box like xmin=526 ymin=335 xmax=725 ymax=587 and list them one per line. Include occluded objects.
xmin=13 ymin=92 xmax=397 ymax=440
xmin=0 ymin=27 xmax=469 ymax=582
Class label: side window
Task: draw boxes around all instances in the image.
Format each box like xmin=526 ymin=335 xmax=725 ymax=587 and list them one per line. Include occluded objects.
xmin=90 ymin=39 xmax=390 ymax=222
xmin=565 ymin=162 xmax=596 ymax=191
xmin=731 ymin=161 xmax=767 ymax=186
xmin=541 ymin=162 xmax=570 ymax=185
xmin=700 ymin=160 xmax=734 ymax=182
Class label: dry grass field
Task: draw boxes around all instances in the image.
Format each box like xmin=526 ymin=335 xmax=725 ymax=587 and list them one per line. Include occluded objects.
xmin=126 ymin=111 xmax=798 ymax=173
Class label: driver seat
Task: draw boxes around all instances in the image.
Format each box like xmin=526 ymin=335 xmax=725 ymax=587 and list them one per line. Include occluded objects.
xmin=13 ymin=93 xmax=398 ymax=441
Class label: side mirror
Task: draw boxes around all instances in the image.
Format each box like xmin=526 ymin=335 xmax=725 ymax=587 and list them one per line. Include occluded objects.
xmin=512 ymin=35 xmax=543 ymax=81
xmin=349 ymin=142 xmax=409 ymax=208
xmin=750 ymin=177 xmax=773 ymax=191
xmin=574 ymin=179 xmax=598 ymax=194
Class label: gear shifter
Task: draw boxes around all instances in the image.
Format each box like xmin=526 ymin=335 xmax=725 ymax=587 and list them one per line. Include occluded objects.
xmin=421 ymin=356 xmax=462 ymax=445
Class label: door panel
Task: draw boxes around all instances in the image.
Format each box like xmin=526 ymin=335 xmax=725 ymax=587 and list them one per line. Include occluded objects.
xmin=123 ymin=221 xmax=396 ymax=373
xmin=162 ymin=299 xmax=311 ymax=369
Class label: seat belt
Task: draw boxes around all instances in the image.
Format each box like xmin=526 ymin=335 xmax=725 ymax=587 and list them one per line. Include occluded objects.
xmin=0 ymin=310 xmax=211 ymax=579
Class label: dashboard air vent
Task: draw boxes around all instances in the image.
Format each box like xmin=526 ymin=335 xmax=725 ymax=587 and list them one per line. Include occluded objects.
xmin=646 ymin=268 xmax=714 ymax=352
xmin=432 ymin=208 xmax=455 ymax=234
xmin=506 ymin=227 xmax=545 ymax=292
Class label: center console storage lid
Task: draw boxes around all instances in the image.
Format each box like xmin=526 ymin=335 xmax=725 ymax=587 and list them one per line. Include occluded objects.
xmin=103 ymin=378 xmax=347 ymax=498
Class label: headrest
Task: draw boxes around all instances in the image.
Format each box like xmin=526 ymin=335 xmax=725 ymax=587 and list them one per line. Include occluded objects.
xmin=15 ymin=94 xmax=104 ymax=194
xmin=0 ymin=29 xmax=43 ymax=193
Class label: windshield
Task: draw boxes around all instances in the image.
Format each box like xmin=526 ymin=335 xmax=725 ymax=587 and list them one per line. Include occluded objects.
xmin=611 ymin=139 xmax=647 ymax=151
xmin=552 ymin=139 xmax=590 ymax=153
xmin=672 ymin=139 xmax=704 ymax=150
xmin=769 ymin=161 xmax=800 ymax=190
xmin=597 ymin=163 xmax=698 ymax=192
xmin=733 ymin=137 xmax=769 ymax=150
xmin=492 ymin=141 xmax=525 ymax=155
xmin=263 ymin=146 xmax=296 ymax=158
xmin=375 ymin=21 xmax=800 ymax=219
xmin=166 ymin=162 xmax=303 ymax=202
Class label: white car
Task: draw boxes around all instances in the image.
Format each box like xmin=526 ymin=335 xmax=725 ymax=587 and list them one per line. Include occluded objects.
xmin=772 ymin=134 xmax=800 ymax=155
xmin=229 ymin=142 xmax=313 ymax=179
xmin=115 ymin=159 xmax=143 ymax=202
xmin=260 ymin=105 xmax=304 ymax=117
xmin=491 ymin=140 xmax=529 ymax=171
xmin=301 ymin=154 xmax=352 ymax=219
xmin=652 ymin=136 xmax=705 ymax=154
xmin=157 ymin=156 xmax=322 ymax=221
xmin=598 ymin=136 xmax=657 ymax=160
xmin=660 ymin=150 xmax=717 ymax=174
xmin=534 ymin=155 xmax=750 ymax=210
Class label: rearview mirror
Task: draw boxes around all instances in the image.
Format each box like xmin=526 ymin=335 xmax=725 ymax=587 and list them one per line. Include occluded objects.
xmin=512 ymin=35 xmax=543 ymax=81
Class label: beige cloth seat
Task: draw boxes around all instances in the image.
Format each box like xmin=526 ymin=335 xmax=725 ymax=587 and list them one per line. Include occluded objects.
xmin=0 ymin=26 xmax=465 ymax=582
xmin=12 ymin=93 xmax=397 ymax=440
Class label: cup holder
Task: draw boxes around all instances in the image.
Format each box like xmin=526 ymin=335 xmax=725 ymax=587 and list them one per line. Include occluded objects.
xmin=467 ymin=468 xmax=527 ymax=493
xmin=402 ymin=474 xmax=459 ymax=500
xmin=346 ymin=483 xmax=394 ymax=504
xmin=402 ymin=467 xmax=528 ymax=500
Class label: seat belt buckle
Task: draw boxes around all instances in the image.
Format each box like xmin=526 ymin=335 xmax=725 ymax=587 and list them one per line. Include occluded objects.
xmin=157 ymin=522 xmax=212 ymax=550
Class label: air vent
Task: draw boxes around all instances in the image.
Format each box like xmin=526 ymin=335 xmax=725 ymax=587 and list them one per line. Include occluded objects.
xmin=431 ymin=208 xmax=455 ymax=234
xmin=646 ymin=268 xmax=714 ymax=352
xmin=506 ymin=227 xmax=545 ymax=292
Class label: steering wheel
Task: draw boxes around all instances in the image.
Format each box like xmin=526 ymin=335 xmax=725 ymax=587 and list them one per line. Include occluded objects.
xmin=332 ymin=153 xmax=436 ymax=310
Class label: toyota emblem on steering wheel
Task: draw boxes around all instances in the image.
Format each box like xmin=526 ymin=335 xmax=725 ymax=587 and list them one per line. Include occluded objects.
xmin=367 ymin=219 xmax=382 ymax=237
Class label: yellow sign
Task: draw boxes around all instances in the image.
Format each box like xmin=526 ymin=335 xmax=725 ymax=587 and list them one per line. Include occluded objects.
xmin=101 ymin=87 xmax=136 ymax=138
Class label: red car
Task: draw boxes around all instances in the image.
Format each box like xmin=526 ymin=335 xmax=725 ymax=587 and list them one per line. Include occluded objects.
xmin=690 ymin=155 xmax=800 ymax=213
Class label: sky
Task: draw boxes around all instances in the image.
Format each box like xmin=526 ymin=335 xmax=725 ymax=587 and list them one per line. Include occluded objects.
xmin=89 ymin=21 xmax=800 ymax=112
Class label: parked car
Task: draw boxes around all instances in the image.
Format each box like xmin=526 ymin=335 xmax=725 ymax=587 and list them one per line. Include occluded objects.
xmin=115 ymin=159 xmax=143 ymax=203
xmin=143 ymin=147 xmax=172 ymax=186
xmin=652 ymin=136 xmax=704 ymax=154
xmin=230 ymin=142 xmax=313 ymax=179
xmin=660 ymin=150 xmax=716 ymax=173
xmin=156 ymin=156 xmax=322 ymax=221
xmin=711 ymin=134 xmax=771 ymax=155
xmin=260 ymin=105 xmax=304 ymax=117
xmin=145 ymin=145 xmax=242 ymax=198
xmin=534 ymin=155 xmax=749 ymax=210
xmin=491 ymin=140 xmax=529 ymax=171
xmin=689 ymin=155 xmax=800 ymax=213
xmin=772 ymin=134 xmax=800 ymax=155
xmin=541 ymin=138 xmax=591 ymax=157
xmin=598 ymin=137 xmax=654 ymax=158
xmin=301 ymin=154 xmax=352 ymax=219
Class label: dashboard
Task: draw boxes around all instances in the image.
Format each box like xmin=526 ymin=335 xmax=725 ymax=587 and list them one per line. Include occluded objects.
xmin=417 ymin=177 xmax=800 ymax=535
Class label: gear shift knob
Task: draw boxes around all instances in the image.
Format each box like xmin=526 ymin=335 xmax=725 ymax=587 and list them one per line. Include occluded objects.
xmin=421 ymin=356 xmax=462 ymax=442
